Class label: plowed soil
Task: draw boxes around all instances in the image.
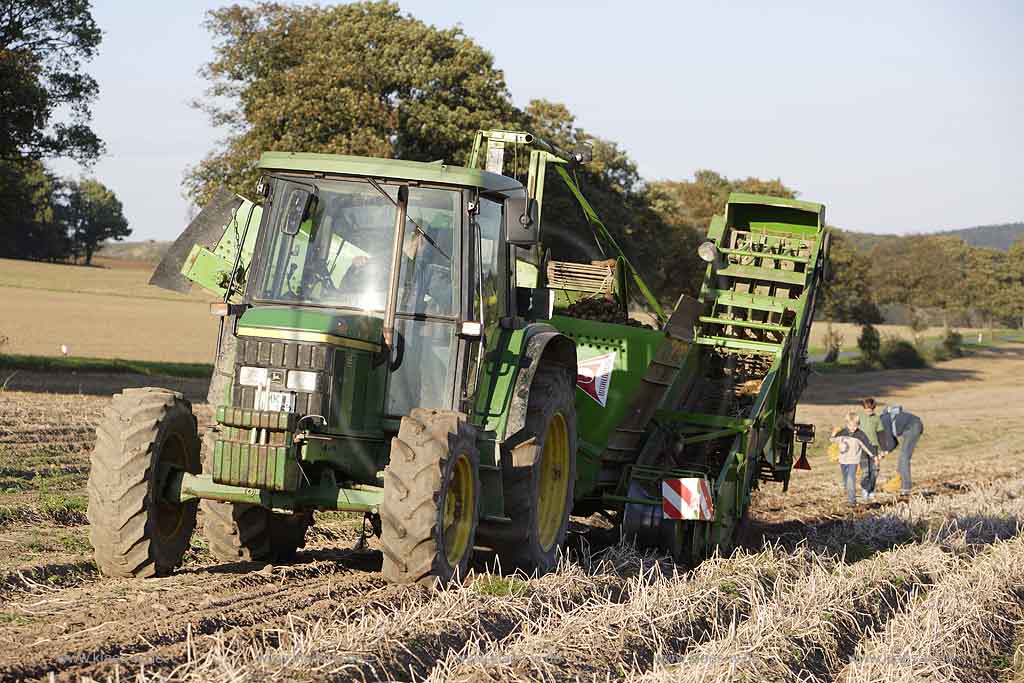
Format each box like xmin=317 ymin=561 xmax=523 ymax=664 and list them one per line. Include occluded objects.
xmin=0 ymin=343 xmax=1022 ymax=682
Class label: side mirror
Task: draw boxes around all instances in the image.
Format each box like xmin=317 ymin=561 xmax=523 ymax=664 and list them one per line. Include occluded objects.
xmin=515 ymin=286 xmax=554 ymax=320
xmin=572 ymin=143 xmax=593 ymax=165
xmin=283 ymin=188 xmax=315 ymax=236
xmin=505 ymin=196 xmax=539 ymax=246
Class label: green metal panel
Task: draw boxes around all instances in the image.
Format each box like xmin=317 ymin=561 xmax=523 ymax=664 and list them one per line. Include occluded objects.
xmin=549 ymin=315 xmax=664 ymax=455
xmin=182 ymin=198 xmax=263 ymax=297
xmin=212 ymin=438 xmax=300 ymax=492
xmin=258 ymin=152 xmax=520 ymax=195
xmin=698 ymin=316 xmax=791 ymax=333
xmin=237 ymin=306 xmax=383 ymax=347
xmin=703 ymin=289 xmax=793 ymax=314
xmin=726 ymin=192 xmax=824 ymax=216
xmin=715 ymin=264 xmax=807 ymax=286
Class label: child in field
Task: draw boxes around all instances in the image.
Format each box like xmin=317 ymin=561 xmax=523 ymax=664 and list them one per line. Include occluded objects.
xmin=857 ymin=398 xmax=883 ymax=500
xmin=831 ymin=413 xmax=875 ymax=507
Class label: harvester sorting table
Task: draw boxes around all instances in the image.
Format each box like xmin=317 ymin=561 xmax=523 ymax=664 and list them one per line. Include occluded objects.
xmin=86 ymin=129 xmax=829 ymax=586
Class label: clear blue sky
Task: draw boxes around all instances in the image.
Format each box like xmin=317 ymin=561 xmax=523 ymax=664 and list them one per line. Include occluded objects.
xmin=51 ymin=0 xmax=1024 ymax=242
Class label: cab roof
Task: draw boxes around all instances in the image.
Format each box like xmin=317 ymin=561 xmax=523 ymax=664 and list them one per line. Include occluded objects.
xmin=258 ymin=151 xmax=522 ymax=196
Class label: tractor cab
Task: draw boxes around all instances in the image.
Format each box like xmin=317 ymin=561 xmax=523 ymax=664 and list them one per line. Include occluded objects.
xmin=164 ymin=153 xmax=538 ymax=437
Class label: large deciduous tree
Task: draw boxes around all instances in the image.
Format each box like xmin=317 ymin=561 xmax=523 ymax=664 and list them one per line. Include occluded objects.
xmin=818 ymin=230 xmax=882 ymax=324
xmin=0 ymin=0 xmax=103 ymax=163
xmin=0 ymin=157 xmax=65 ymax=260
xmin=59 ymin=177 xmax=129 ymax=265
xmin=186 ymin=1 xmax=517 ymax=205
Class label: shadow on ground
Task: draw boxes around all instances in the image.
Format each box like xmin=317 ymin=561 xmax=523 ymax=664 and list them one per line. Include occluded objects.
xmin=0 ymin=369 xmax=209 ymax=402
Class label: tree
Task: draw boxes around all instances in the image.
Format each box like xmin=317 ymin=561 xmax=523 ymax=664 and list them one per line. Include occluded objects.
xmin=0 ymin=157 xmax=68 ymax=260
xmin=819 ymin=231 xmax=882 ymax=324
xmin=59 ymin=178 xmax=129 ymax=265
xmin=869 ymin=236 xmax=970 ymax=325
xmin=186 ymin=1 xmax=516 ymax=205
xmin=0 ymin=0 xmax=103 ymax=163
xmin=1007 ymin=240 xmax=1024 ymax=328
xmin=648 ymin=171 xmax=796 ymax=236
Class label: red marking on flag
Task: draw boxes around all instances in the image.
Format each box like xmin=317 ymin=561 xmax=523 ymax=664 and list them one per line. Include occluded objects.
xmin=576 ymin=352 xmax=616 ymax=407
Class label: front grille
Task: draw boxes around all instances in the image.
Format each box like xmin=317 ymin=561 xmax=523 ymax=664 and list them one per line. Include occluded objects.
xmin=232 ymin=338 xmax=336 ymax=417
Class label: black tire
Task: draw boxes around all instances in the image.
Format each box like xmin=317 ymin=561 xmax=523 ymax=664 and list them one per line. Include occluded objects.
xmin=87 ymin=388 xmax=201 ymax=578
xmin=199 ymin=433 xmax=311 ymax=563
xmin=712 ymin=477 xmax=749 ymax=557
xmin=494 ymin=364 xmax=577 ymax=574
xmin=380 ymin=409 xmax=480 ymax=587
xmin=660 ymin=519 xmax=710 ymax=567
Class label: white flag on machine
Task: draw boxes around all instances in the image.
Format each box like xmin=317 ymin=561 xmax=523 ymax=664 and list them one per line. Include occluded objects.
xmin=576 ymin=352 xmax=616 ymax=407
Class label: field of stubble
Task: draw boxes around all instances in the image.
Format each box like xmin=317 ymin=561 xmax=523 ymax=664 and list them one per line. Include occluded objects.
xmin=0 ymin=341 xmax=1022 ymax=682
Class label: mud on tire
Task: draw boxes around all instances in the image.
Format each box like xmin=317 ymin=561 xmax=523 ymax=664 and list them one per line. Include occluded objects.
xmin=87 ymin=388 xmax=201 ymax=578
xmin=380 ymin=409 xmax=480 ymax=588
xmin=494 ymin=364 xmax=577 ymax=574
xmin=199 ymin=432 xmax=311 ymax=563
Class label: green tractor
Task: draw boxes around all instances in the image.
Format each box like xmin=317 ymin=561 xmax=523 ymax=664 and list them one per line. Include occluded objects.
xmin=86 ymin=130 xmax=829 ymax=586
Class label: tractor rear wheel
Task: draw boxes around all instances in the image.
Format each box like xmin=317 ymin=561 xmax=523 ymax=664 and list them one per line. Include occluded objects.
xmin=87 ymin=388 xmax=201 ymax=578
xmin=494 ymin=364 xmax=577 ymax=574
xmin=202 ymin=501 xmax=311 ymax=563
xmin=199 ymin=433 xmax=311 ymax=563
xmin=380 ymin=409 xmax=480 ymax=587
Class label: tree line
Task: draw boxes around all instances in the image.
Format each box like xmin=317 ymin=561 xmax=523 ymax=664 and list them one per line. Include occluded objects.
xmin=823 ymin=231 xmax=1024 ymax=329
xmin=0 ymin=0 xmax=129 ymax=264
xmin=5 ymin=0 xmax=1022 ymax=331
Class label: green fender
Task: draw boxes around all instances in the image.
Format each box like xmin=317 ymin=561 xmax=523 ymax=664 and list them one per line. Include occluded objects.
xmin=503 ymin=324 xmax=577 ymax=441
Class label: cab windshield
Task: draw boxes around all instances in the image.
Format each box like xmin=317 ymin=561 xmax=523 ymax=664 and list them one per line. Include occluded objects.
xmin=253 ymin=177 xmax=459 ymax=317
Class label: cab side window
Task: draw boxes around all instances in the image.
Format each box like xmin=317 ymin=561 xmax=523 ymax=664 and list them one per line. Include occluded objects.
xmin=476 ymin=198 xmax=503 ymax=331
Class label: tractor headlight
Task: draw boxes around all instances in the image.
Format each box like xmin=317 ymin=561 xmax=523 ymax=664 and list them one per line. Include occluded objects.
xmin=238 ymin=366 xmax=268 ymax=387
xmin=286 ymin=370 xmax=319 ymax=393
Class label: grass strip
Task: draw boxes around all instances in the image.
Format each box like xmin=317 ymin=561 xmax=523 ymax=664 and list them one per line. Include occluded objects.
xmin=0 ymin=353 xmax=212 ymax=379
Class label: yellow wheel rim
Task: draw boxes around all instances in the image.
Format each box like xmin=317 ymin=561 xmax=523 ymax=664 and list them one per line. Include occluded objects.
xmin=443 ymin=453 xmax=474 ymax=566
xmin=537 ymin=412 xmax=570 ymax=552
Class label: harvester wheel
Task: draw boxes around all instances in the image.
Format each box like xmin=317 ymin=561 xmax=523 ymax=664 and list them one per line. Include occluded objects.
xmin=87 ymin=388 xmax=201 ymax=578
xmin=661 ymin=520 xmax=710 ymax=567
xmin=380 ymin=409 xmax=480 ymax=588
xmin=199 ymin=433 xmax=311 ymax=563
xmin=494 ymin=364 xmax=577 ymax=574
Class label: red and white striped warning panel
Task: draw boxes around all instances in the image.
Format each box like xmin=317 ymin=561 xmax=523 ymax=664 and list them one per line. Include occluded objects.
xmin=662 ymin=478 xmax=715 ymax=521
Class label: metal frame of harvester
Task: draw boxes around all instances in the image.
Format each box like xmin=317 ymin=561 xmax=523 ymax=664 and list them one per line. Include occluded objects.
xmin=85 ymin=128 xmax=828 ymax=586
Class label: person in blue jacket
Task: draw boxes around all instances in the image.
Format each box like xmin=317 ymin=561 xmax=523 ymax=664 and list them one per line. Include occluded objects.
xmin=881 ymin=405 xmax=924 ymax=497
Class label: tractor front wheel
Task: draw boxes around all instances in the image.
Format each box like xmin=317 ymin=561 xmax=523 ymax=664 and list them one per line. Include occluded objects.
xmin=87 ymin=388 xmax=201 ymax=578
xmin=380 ymin=409 xmax=480 ymax=588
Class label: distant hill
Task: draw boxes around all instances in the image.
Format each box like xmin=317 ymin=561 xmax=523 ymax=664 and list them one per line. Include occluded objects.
xmin=839 ymin=222 xmax=1024 ymax=253
xmin=97 ymin=240 xmax=171 ymax=262
xmin=835 ymin=229 xmax=896 ymax=253
xmin=936 ymin=222 xmax=1024 ymax=251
